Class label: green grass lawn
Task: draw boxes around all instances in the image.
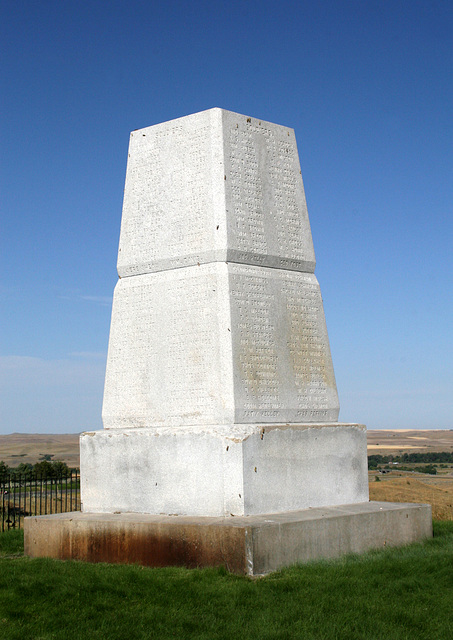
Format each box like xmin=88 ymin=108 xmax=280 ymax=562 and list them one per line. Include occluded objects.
xmin=1 ymin=522 xmax=452 ymax=640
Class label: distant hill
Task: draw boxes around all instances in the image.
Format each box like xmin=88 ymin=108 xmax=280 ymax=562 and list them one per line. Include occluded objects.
xmin=1 ymin=429 xmax=452 ymax=471
xmin=0 ymin=433 xmax=80 ymax=468
xmin=367 ymin=429 xmax=453 ymax=455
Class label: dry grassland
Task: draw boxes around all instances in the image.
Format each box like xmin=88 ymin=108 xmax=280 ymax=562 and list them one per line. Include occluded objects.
xmin=0 ymin=433 xmax=80 ymax=468
xmin=367 ymin=430 xmax=453 ymax=520
xmin=367 ymin=429 xmax=453 ymax=454
xmin=369 ymin=475 xmax=453 ymax=520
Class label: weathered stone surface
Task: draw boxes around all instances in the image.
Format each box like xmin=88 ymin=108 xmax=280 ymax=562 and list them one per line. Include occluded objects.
xmin=103 ymin=264 xmax=339 ymax=429
xmin=80 ymin=424 xmax=367 ymax=516
xmin=25 ymin=502 xmax=433 ymax=575
xmin=117 ymin=108 xmax=315 ymax=277
xmin=104 ymin=109 xmax=339 ymax=431
xmin=25 ymin=110 xmax=433 ymax=571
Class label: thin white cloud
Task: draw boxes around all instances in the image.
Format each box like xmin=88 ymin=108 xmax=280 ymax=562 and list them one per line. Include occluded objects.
xmin=68 ymin=352 xmax=107 ymax=359
xmin=57 ymin=293 xmax=113 ymax=306
xmin=80 ymin=295 xmax=113 ymax=306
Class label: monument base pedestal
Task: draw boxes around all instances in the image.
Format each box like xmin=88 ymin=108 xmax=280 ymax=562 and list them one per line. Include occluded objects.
xmin=24 ymin=502 xmax=432 ymax=576
xmin=80 ymin=423 xmax=369 ymax=516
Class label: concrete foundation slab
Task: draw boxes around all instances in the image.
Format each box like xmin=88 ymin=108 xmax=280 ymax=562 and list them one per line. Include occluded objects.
xmin=24 ymin=501 xmax=432 ymax=576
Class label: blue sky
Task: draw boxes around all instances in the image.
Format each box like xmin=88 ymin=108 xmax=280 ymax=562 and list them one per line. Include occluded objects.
xmin=1 ymin=0 xmax=452 ymax=434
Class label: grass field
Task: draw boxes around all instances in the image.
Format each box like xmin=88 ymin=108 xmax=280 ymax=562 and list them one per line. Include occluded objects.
xmin=1 ymin=431 xmax=452 ymax=638
xmin=370 ymin=474 xmax=453 ymax=520
xmin=1 ymin=523 xmax=453 ymax=640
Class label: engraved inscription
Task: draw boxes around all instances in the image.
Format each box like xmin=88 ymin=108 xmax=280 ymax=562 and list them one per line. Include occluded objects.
xmin=117 ymin=110 xmax=315 ymax=276
xmin=103 ymin=267 xmax=228 ymax=427
xmin=227 ymin=117 xmax=312 ymax=264
xmin=229 ymin=265 xmax=338 ymax=422
xmin=231 ymin=270 xmax=280 ymax=418
xmin=280 ymin=275 xmax=335 ymax=419
xmin=104 ymin=263 xmax=339 ymax=427
xmin=119 ymin=118 xmax=213 ymax=274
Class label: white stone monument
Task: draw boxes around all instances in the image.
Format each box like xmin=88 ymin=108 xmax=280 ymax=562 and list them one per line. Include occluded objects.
xmin=80 ymin=108 xmax=368 ymax=516
xmin=25 ymin=109 xmax=432 ymax=574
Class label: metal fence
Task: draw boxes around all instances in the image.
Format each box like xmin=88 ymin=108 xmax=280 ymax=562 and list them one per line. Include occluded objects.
xmin=1 ymin=472 xmax=80 ymax=531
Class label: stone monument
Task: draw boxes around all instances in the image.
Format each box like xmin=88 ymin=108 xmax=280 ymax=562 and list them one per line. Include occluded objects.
xmin=25 ymin=109 xmax=432 ymax=573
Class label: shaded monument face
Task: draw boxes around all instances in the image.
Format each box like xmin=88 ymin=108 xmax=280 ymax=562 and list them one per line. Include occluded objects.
xmin=103 ymin=108 xmax=339 ymax=429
